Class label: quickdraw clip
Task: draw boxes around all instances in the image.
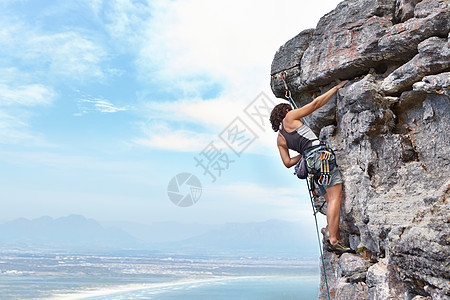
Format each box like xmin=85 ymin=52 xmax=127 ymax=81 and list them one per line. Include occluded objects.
xmin=318 ymin=150 xmax=332 ymax=186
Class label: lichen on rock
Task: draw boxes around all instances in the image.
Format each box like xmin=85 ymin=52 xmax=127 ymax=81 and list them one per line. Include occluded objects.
xmin=270 ymin=0 xmax=449 ymax=299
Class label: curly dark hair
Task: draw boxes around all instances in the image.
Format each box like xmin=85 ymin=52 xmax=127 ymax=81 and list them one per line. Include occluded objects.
xmin=270 ymin=103 xmax=292 ymax=132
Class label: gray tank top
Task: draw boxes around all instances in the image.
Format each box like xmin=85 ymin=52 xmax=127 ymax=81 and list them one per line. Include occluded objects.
xmin=280 ymin=123 xmax=319 ymax=155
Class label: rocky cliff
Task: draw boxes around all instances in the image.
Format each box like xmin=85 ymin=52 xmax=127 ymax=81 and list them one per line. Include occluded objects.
xmin=270 ymin=0 xmax=449 ymax=299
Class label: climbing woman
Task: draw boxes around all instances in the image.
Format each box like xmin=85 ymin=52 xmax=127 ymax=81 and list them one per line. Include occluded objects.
xmin=269 ymin=80 xmax=354 ymax=256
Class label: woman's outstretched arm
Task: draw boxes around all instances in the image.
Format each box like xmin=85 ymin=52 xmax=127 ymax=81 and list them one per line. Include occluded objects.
xmin=285 ymin=81 xmax=348 ymax=122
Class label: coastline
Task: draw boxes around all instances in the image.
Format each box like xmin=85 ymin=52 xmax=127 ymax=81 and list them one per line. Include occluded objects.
xmin=48 ymin=275 xmax=317 ymax=299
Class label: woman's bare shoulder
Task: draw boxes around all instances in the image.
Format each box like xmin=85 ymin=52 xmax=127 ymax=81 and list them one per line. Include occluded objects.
xmin=282 ymin=117 xmax=302 ymax=132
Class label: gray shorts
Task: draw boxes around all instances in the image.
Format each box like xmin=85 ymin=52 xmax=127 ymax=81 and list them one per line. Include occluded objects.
xmin=305 ymin=149 xmax=343 ymax=196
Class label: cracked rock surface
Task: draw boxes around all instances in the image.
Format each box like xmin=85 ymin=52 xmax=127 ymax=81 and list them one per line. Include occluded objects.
xmin=270 ymin=0 xmax=449 ymax=299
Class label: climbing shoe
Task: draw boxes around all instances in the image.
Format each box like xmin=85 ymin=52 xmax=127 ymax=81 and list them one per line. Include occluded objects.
xmin=326 ymin=240 xmax=356 ymax=256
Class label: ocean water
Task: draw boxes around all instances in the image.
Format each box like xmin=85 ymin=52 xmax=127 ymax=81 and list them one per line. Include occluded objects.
xmin=52 ymin=276 xmax=319 ymax=300
xmin=0 ymin=252 xmax=320 ymax=299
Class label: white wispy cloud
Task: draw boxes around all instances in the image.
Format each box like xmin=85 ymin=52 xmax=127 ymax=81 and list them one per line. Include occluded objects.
xmin=26 ymin=31 xmax=108 ymax=81
xmin=76 ymin=97 xmax=127 ymax=115
xmin=104 ymin=0 xmax=151 ymax=43
xmin=0 ymin=69 xmax=57 ymax=145
xmin=133 ymin=129 xmax=211 ymax=152
xmin=135 ymin=95 xmax=280 ymax=155
xmin=132 ymin=120 xmax=217 ymax=152
xmin=0 ymin=83 xmax=56 ymax=107
xmin=138 ymin=0 xmax=341 ymax=88
xmin=132 ymin=0 xmax=342 ymax=153
xmin=85 ymin=0 xmax=103 ymax=15
xmin=0 ymin=17 xmax=108 ymax=81
xmin=0 ymin=111 xmax=50 ymax=146
xmin=142 ymin=96 xmax=247 ymax=129
xmin=0 ymin=3 xmax=133 ymax=146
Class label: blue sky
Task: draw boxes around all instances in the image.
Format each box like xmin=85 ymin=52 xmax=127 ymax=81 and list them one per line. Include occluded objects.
xmin=0 ymin=0 xmax=342 ymax=225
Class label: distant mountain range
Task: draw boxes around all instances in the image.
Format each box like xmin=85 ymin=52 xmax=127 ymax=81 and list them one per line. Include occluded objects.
xmin=160 ymin=219 xmax=320 ymax=257
xmin=0 ymin=215 xmax=139 ymax=250
xmin=0 ymin=215 xmax=321 ymax=258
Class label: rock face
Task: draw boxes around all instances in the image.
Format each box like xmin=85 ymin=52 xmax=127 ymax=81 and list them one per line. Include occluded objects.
xmin=270 ymin=0 xmax=449 ymax=299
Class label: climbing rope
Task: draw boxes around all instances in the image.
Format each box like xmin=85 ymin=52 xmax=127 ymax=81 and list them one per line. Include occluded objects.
xmin=281 ymin=71 xmax=331 ymax=300
xmin=281 ymin=71 xmax=299 ymax=110
xmin=281 ymin=72 xmax=311 ymax=127
xmin=307 ymin=177 xmax=331 ymax=300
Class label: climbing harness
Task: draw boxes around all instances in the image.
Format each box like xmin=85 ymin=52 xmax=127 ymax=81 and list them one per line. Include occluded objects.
xmin=305 ymin=145 xmax=337 ymax=190
xmin=310 ymin=147 xmax=336 ymax=187
xmin=281 ymin=71 xmax=331 ymax=300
